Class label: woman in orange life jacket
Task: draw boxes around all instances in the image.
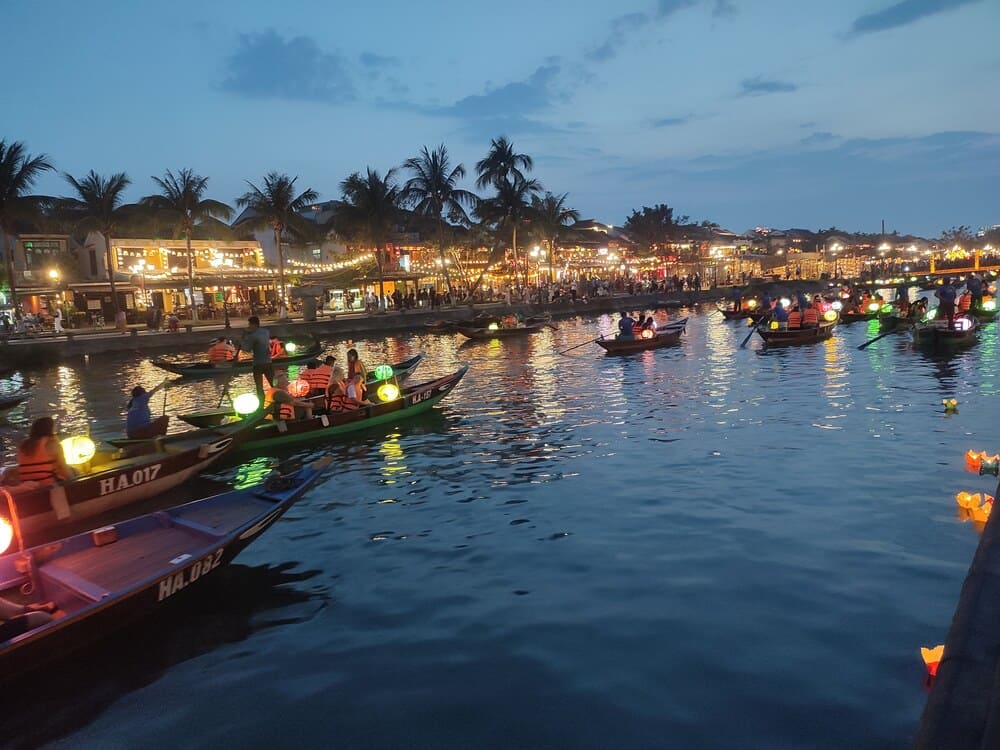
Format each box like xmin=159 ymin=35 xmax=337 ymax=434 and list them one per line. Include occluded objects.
xmin=346 ymin=349 xmax=368 ymax=399
xmin=300 ymin=359 xmax=331 ymax=398
xmin=958 ymin=290 xmax=973 ymax=312
xmin=325 ymin=367 xmax=368 ymax=413
xmin=269 ymin=336 xmax=285 ymax=359
xmin=787 ymin=307 xmax=803 ymax=329
xmin=207 ymin=337 xmax=236 ymax=365
xmin=14 ymin=417 xmax=76 ymax=486
xmin=264 ymin=373 xmax=313 ymax=421
xmin=802 ymin=303 xmax=820 ymax=328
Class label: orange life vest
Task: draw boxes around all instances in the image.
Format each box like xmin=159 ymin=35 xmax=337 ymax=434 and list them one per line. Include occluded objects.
xmin=787 ymin=310 xmax=802 ymax=329
xmin=302 ymin=366 xmax=331 ymax=393
xmin=16 ymin=440 xmax=58 ymax=485
xmin=958 ymin=292 xmax=972 ymax=311
xmin=208 ymin=341 xmax=235 ymax=363
xmin=803 ymin=307 xmax=819 ymax=326
xmin=263 ymin=388 xmax=295 ymax=421
xmin=269 ymin=339 xmax=284 ymax=358
xmin=327 ymin=392 xmax=352 ymax=412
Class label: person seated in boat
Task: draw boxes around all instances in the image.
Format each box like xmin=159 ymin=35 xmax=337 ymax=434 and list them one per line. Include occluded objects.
xmin=802 ymin=303 xmax=820 ymax=328
xmin=795 ymin=291 xmax=808 ymax=312
xmin=301 ymin=358 xmax=334 ymax=398
xmin=207 ymin=337 xmax=236 ymax=365
xmin=618 ymin=311 xmax=636 ymax=339
xmin=264 ymin=373 xmax=313 ymax=422
xmin=908 ymin=298 xmax=928 ymax=320
xmin=346 ymin=349 xmax=368 ymax=398
xmin=0 ymin=597 xmax=57 ymax=641
xmin=13 ymin=417 xmax=77 ymax=486
xmin=126 ymin=381 xmax=171 ymax=440
xmin=958 ymin=289 xmax=973 ymax=313
xmin=787 ymin=306 xmax=802 ymax=330
xmin=772 ymin=302 xmax=789 ymax=330
xmin=269 ymin=336 xmax=285 ymax=359
xmin=935 ymin=277 xmax=958 ymax=329
xmin=641 ymin=314 xmax=657 ymax=331
xmin=326 ymin=367 xmax=369 ymax=412
xmin=858 ymin=291 xmax=872 ymax=314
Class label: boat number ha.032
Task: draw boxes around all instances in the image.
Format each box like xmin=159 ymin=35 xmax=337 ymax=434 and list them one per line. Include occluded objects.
xmin=158 ymin=549 xmax=224 ymax=601
xmin=99 ymin=463 xmax=162 ymax=496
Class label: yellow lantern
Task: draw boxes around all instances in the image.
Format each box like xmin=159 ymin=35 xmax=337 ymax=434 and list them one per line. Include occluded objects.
xmin=641 ymin=329 xmax=655 ymax=339
xmin=233 ymin=393 xmax=261 ymax=415
xmin=377 ymin=383 xmax=400 ymax=401
xmin=487 ymin=322 xmax=499 ymax=331
xmin=823 ymin=310 xmax=838 ymax=322
xmin=61 ymin=436 xmax=96 ymax=466
xmin=769 ymin=321 xmax=779 ymax=330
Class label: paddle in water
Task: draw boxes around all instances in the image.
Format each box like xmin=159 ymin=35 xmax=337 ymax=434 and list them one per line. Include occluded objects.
xmin=740 ymin=316 xmax=766 ymax=348
xmin=557 ymin=336 xmax=605 ymax=355
xmin=857 ymin=329 xmax=899 ymax=350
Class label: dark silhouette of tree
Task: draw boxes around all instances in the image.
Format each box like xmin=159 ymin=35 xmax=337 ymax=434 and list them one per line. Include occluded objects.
xmin=338 ymin=167 xmax=402 ymax=310
xmin=0 ymin=141 xmax=54 ymax=308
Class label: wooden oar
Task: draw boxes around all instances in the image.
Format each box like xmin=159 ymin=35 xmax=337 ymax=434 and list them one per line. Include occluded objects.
xmin=857 ymin=327 xmax=902 ymax=350
xmin=740 ymin=316 xmax=766 ymax=348
xmin=557 ymin=335 xmax=604 ymax=355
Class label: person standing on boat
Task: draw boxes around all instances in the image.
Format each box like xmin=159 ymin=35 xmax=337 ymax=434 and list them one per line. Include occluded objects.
xmin=233 ymin=316 xmax=274 ymax=406
xmin=966 ymin=274 xmax=984 ymax=311
xmin=772 ymin=301 xmax=789 ymax=330
xmin=730 ymin=286 xmax=742 ymax=312
xmin=618 ymin=311 xmax=636 ymax=339
xmin=15 ymin=417 xmax=77 ymax=485
xmin=346 ymin=349 xmax=368 ymax=399
xmin=126 ymin=380 xmax=170 ymax=439
xmin=935 ymin=277 xmax=957 ymax=329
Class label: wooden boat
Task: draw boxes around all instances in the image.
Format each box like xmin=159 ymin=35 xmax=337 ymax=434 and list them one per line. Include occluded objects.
xmin=597 ymin=318 xmax=687 ymax=354
xmin=757 ymin=319 xmax=837 ymax=346
xmin=456 ymin=324 xmax=545 ymax=340
xmin=177 ymin=353 xmax=427 ymax=428
xmin=151 ymin=336 xmax=324 ymax=379
xmin=912 ymin=315 xmax=979 ymax=349
xmin=717 ymin=306 xmax=767 ymax=322
xmin=0 ymin=455 xmax=332 ymax=678
xmin=838 ymin=310 xmax=880 ymax=323
xmin=879 ymin=315 xmax=912 ymax=333
xmin=973 ymin=307 xmax=998 ymax=322
xmin=222 ymin=365 xmax=469 ymax=451
xmin=0 ymin=389 xmax=30 ymax=412
xmin=0 ymin=419 xmax=258 ymax=538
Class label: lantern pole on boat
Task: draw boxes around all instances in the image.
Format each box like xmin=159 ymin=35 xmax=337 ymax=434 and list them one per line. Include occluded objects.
xmin=1 ymin=488 xmax=25 ymax=555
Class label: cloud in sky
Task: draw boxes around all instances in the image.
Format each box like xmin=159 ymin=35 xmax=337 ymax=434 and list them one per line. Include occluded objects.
xmin=586 ymin=12 xmax=649 ymax=62
xmin=359 ymin=51 xmax=399 ymax=70
xmin=652 ymin=116 xmax=689 ymax=127
xmin=221 ymin=30 xmax=356 ymax=103
xmin=739 ymin=76 xmax=798 ymax=96
xmin=711 ymin=0 xmax=737 ymax=16
xmin=848 ymin=0 xmax=983 ymax=36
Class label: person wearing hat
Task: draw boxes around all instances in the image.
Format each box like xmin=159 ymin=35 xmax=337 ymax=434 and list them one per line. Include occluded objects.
xmin=126 ymin=379 xmax=170 ymax=439
xmin=207 ymin=337 xmax=236 ymax=365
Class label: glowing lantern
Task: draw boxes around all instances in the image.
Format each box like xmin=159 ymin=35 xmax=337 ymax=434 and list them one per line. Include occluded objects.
xmin=954 ymin=317 xmax=972 ymax=331
xmin=377 ymin=383 xmax=400 ymax=401
xmin=880 ymin=304 xmax=894 ymax=314
xmin=60 ymin=436 xmax=96 ymax=466
xmin=769 ymin=321 xmax=779 ymax=330
xmin=779 ymin=298 xmax=791 ymax=308
xmin=488 ymin=322 xmax=499 ymax=331
xmin=943 ymin=398 xmax=958 ymax=413
xmin=981 ymin=456 xmax=1000 ymax=477
xmin=983 ymin=299 xmax=997 ymax=312
xmin=965 ymin=450 xmax=989 ymax=473
xmin=288 ymin=378 xmax=310 ymax=397
xmin=0 ymin=517 xmax=12 ymax=554
xmin=867 ymin=302 xmax=880 ymax=312
xmin=233 ymin=392 xmax=261 ymax=415
xmin=641 ymin=328 xmax=655 ymax=339
xmin=374 ymin=364 xmax=394 ymax=381
xmin=921 ymin=645 xmax=944 ymax=679
xmin=747 ymin=299 xmax=757 ymax=309
xmin=285 ymin=342 xmax=298 ymax=354
xmin=925 ymin=308 xmax=937 ymax=320
xmin=823 ymin=310 xmax=838 ymax=322
xmin=831 ymin=300 xmax=843 ymax=311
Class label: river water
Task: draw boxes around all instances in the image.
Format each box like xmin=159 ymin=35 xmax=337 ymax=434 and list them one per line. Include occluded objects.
xmin=1 ymin=304 xmax=996 ymax=749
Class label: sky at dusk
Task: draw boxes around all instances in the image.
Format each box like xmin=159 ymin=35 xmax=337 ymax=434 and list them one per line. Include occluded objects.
xmin=5 ymin=0 xmax=999 ymax=237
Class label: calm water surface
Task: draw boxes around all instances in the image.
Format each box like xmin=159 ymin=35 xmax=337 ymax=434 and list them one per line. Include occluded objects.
xmin=1 ymin=305 xmax=996 ymax=749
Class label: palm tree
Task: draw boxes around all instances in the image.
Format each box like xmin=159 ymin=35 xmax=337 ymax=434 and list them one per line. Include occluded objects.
xmin=476 ymin=174 xmax=542 ymax=290
xmin=234 ymin=173 xmax=318 ymax=312
xmin=61 ymin=170 xmax=133 ymax=314
xmin=531 ymin=192 xmax=579 ymax=285
xmin=401 ymin=144 xmax=477 ymax=303
xmin=338 ymin=168 xmax=401 ymax=311
xmin=0 ymin=141 xmax=54 ymax=308
xmin=475 ymin=136 xmax=533 ymax=190
xmin=141 ymin=169 xmax=232 ymax=322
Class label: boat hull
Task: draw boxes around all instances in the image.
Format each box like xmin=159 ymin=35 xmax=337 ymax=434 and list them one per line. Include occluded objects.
xmin=456 ymin=325 xmax=544 ymax=340
xmin=152 ymin=337 xmax=324 ymax=379
xmin=597 ymin=327 xmax=684 ymax=353
xmin=0 ymin=457 xmax=331 ymax=679
xmin=912 ymin=317 xmax=979 ymax=349
xmin=757 ymin=321 xmax=836 ymax=346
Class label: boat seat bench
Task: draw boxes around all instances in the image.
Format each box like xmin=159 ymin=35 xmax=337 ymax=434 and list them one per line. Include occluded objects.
xmin=40 ymin=565 xmax=110 ymax=602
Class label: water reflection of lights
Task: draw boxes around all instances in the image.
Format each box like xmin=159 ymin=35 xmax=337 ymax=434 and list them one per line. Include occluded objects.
xmin=378 ymin=433 xmax=408 ymax=485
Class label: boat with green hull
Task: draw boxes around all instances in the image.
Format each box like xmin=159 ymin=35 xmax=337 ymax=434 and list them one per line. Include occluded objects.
xmin=200 ymin=365 xmax=469 ymax=451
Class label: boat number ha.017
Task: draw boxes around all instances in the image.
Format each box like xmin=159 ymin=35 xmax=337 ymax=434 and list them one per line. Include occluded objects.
xmin=99 ymin=463 xmax=162 ymax=496
xmin=157 ymin=549 xmax=224 ymax=601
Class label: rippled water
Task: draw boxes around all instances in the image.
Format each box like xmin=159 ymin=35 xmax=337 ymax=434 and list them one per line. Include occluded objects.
xmin=2 ymin=305 xmax=996 ymax=749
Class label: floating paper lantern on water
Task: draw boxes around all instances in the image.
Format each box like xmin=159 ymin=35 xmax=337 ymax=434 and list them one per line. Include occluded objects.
xmin=966 ymin=450 xmax=989 ymax=473
xmin=233 ymin=392 xmax=261 ymax=416
xmin=288 ymin=378 xmax=310 ymax=397
xmin=284 ymin=342 xmax=298 ymax=354
xmin=0 ymin=517 xmax=12 ymax=554
xmin=641 ymin=328 xmax=655 ymax=339
xmin=377 ymin=383 xmax=400 ymax=402
xmin=921 ymin=645 xmax=944 ymax=679
xmin=60 ymin=436 xmax=96 ymax=466
xmin=374 ymin=364 xmax=394 ymax=381
xmin=823 ymin=310 xmax=838 ymax=322
xmin=943 ymin=398 xmax=958 ymax=413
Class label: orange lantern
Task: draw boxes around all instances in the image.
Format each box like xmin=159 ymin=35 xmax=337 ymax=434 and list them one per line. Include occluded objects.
xmin=288 ymin=378 xmax=310 ymax=397
xmin=921 ymin=645 xmax=944 ymax=679
xmin=641 ymin=328 xmax=655 ymax=339
xmin=966 ymin=450 xmax=987 ymax=473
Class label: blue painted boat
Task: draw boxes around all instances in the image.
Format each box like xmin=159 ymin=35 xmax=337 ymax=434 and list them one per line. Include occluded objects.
xmin=0 ymin=455 xmax=332 ymax=679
